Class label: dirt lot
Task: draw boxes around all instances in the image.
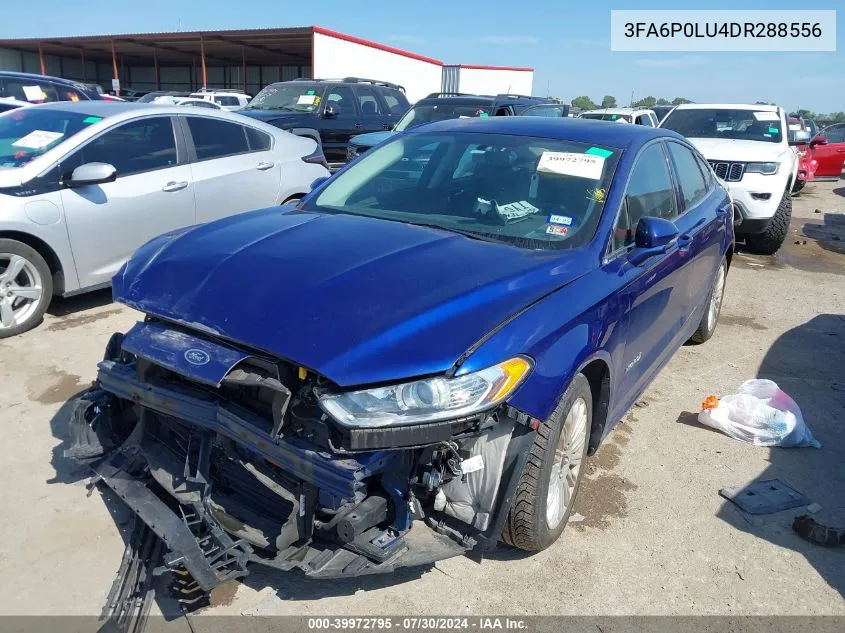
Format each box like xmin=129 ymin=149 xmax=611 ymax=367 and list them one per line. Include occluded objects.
xmin=1 ymin=181 xmax=843 ymax=620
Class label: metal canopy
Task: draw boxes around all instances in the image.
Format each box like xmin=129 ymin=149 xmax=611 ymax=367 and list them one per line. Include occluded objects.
xmin=0 ymin=27 xmax=314 ymax=67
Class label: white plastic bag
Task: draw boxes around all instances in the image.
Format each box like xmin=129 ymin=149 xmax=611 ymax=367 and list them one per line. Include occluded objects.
xmin=698 ymin=379 xmax=820 ymax=448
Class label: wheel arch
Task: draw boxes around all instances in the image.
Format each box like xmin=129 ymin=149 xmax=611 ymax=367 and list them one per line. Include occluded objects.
xmin=0 ymin=230 xmax=65 ymax=295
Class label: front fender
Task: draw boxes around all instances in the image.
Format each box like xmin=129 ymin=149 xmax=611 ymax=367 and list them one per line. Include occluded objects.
xmin=454 ymin=270 xmax=623 ymax=423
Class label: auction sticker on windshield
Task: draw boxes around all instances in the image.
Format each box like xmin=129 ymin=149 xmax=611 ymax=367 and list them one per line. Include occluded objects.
xmin=753 ymin=111 xmax=780 ymax=121
xmin=297 ymin=95 xmax=318 ymax=105
xmin=537 ymin=151 xmax=605 ymax=180
xmin=12 ymin=130 xmax=64 ymax=149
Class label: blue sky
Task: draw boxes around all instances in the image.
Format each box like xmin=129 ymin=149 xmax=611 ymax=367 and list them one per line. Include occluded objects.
xmin=2 ymin=0 xmax=842 ymax=112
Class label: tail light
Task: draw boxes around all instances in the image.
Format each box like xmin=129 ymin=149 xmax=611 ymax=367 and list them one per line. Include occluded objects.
xmin=302 ymin=146 xmax=328 ymax=169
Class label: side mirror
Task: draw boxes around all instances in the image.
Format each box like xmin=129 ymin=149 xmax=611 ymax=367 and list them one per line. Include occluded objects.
xmin=628 ymin=215 xmax=679 ymax=266
xmin=323 ymin=103 xmax=340 ymax=118
xmin=810 ymin=135 xmax=828 ymax=147
xmin=787 ymin=129 xmax=811 ymax=146
xmin=65 ymin=162 xmax=117 ymax=187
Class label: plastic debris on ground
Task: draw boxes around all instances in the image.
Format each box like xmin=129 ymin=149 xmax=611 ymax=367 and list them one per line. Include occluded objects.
xmin=698 ymin=379 xmax=820 ymax=448
xmin=720 ymin=479 xmax=809 ymax=514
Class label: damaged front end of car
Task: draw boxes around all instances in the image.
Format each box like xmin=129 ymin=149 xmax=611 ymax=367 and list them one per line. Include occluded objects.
xmin=67 ymin=318 xmax=537 ymax=612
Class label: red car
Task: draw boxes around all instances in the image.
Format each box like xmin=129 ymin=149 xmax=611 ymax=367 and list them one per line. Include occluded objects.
xmin=812 ymin=123 xmax=845 ymax=179
xmin=789 ymin=117 xmax=816 ymax=193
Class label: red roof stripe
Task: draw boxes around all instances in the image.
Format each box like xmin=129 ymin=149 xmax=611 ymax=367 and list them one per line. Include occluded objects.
xmin=312 ymin=26 xmax=444 ymax=66
xmin=457 ymin=64 xmax=534 ymax=72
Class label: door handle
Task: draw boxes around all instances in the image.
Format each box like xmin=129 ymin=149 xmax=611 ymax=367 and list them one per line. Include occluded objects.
xmin=162 ymin=181 xmax=188 ymax=192
xmin=353 ymin=123 xmax=364 ymax=130
xmin=256 ymin=161 xmax=275 ymax=171
xmin=677 ymin=234 xmax=694 ymax=251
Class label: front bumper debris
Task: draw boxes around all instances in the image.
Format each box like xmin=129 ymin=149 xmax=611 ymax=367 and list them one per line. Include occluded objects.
xmin=67 ymin=320 xmax=535 ymax=618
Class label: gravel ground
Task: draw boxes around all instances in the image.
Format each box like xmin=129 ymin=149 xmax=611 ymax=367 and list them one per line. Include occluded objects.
xmin=0 ymin=181 xmax=843 ymax=621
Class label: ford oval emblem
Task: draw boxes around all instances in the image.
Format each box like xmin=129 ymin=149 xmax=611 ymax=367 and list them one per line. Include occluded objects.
xmin=184 ymin=349 xmax=211 ymax=366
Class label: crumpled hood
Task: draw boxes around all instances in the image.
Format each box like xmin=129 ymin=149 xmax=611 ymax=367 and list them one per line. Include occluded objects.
xmin=114 ymin=208 xmax=589 ymax=386
xmin=687 ymin=138 xmax=791 ymax=163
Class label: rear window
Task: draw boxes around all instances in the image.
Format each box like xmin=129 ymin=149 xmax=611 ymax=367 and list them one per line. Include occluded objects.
xmin=0 ymin=107 xmax=102 ymax=168
xmin=382 ymin=88 xmax=409 ymax=115
xmin=186 ymin=117 xmax=249 ymax=159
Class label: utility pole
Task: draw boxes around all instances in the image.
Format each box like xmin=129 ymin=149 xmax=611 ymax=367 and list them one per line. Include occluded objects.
xmin=629 ymin=90 xmax=635 ymax=107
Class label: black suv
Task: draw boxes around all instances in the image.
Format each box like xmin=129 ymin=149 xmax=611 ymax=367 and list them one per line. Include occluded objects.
xmin=346 ymin=93 xmax=563 ymax=161
xmin=0 ymin=71 xmax=104 ymax=112
xmin=239 ymin=77 xmax=410 ymax=167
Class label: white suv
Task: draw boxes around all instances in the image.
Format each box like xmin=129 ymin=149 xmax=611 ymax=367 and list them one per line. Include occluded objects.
xmin=660 ymin=103 xmax=807 ymax=254
xmin=188 ymin=89 xmax=251 ymax=111
xmin=579 ymin=107 xmax=659 ymax=126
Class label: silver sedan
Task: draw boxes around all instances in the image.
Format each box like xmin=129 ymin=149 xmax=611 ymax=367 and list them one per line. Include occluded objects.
xmin=0 ymin=101 xmax=330 ymax=337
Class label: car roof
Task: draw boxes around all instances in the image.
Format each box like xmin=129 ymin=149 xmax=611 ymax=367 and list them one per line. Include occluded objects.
xmin=674 ymin=103 xmax=780 ymax=111
xmin=416 ymin=95 xmax=496 ymax=106
xmin=0 ymin=70 xmax=85 ymax=88
xmin=18 ymin=101 xmax=261 ymax=123
xmin=417 ymin=116 xmax=684 ymax=150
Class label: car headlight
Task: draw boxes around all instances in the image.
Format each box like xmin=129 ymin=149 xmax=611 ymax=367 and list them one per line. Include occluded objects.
xmin=318 ymin=357 xmax=533 ymax=428
xmin=745 ymin=162 xmax=779 ymax=175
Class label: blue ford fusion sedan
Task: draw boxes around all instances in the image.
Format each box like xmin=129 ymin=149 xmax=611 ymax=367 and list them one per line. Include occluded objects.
xmin=69 ymin=117 xmax=732 ymax=602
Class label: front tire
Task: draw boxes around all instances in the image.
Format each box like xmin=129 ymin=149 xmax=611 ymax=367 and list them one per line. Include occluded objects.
xmin=0 ymin=239 xmax=53 ymax=338
xmin=502 ymin=373 xmax=591 ymax=551
xmin=689 ymin=259 xmax=727 ymax=344
xmin=745 ymin=188 xmax=791 ymax=254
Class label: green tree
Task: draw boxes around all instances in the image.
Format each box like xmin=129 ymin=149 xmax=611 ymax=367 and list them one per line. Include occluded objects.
xmin=796 ymin=109 xmax=816 ymax=119
xmin=572 ymin=95 xmax=597 ymax=110
xmin=633 ymin=96 xmax=657 ymax=108
xmin=601 ymin=95 xmax=617 ymax=108
xmin=656 ymin=97 xmax=671 ymax=105
xmin=671 ymin=97 xmax=692 ymax=105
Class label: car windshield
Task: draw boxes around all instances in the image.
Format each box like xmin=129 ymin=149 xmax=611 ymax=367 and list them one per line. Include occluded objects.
xmin=245 ymin=83 xmax=324 ymax=112
xmin=581 ymin=112 xmax=632 ymax=123
xmin=310 ymin=131 xmax=621 ymax=250
xmin=0 ymin=108 xmax=99 ymax=168
xmin=394 ymin=104 xmax=493 ymax=132
xmin=661 ymin=108 xmax=783 ymax=143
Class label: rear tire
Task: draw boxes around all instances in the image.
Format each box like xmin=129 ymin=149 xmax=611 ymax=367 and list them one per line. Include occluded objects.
xmin=0 ymin=239 xmax=53 ymax=338
xmin=745 ymin=189 xmax=791 ymax=254
xmin=689 ymin=259 xmax=726 ymax=344
xmin=502 ymin=373 xmax=591 ymax=551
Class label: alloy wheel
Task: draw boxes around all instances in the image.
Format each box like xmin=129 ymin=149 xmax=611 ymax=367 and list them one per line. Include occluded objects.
xmin=0 ymin=253 xmax=44 ymax=331
xmin=546 ymin=396 xmax=588 ymax=529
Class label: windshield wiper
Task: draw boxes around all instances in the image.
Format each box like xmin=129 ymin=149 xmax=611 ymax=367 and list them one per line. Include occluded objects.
xmin=404 ymin=221 xmax=509 ymax=244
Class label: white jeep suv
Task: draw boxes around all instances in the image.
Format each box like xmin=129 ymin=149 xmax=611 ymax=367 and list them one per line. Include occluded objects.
xmin=660 ymin=103 xmax=807 ymax=254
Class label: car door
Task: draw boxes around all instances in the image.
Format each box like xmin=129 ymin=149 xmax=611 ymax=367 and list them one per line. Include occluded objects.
xmin=320 ymin=85 xmax=361 ymax=164
xmin=59 ymin=115 xmax=195 ymax=289
xmin=665 ymin=140 xmax=729 ymax=331
xmin=183 ymin=115 xmax=282 ymax=224
xmin=814 ymin=123 xmax=845 ymax=178
xmin=607 ymin=142 xmax=694 ymax=409
xmin=354 ymin=85 xmax=391 ymax=134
